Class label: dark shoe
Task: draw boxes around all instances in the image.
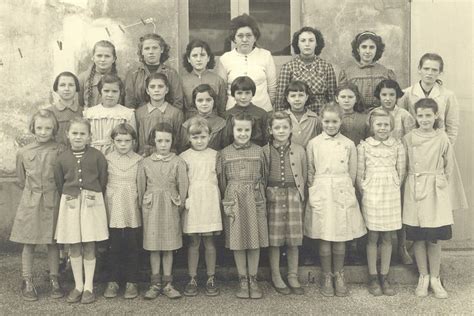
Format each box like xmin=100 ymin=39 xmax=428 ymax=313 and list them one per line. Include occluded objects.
xmin=103 ymin=282 xmax=119 ymax=298
xmin=162 ymin=282 xmax=182 ymax=299
xmin=81 ymin=290 xmax=95 ymax=304
xmin=205 ymin=275 xmax=220 ymax=296
xmin=144 ymin=284 xmax=161 ymax=300
xmin=183 ymin=277 xmax=198 ymax=297
xmin=320 ymin=273 xmax=334 ymax=297
xmin=399 ymin=245 xmax=414 ymax=265
xmin=236 ymin=275 xmax=249 ymax=299
xmin=272 ymin=281 xmax=291 ymax=295
xmin=21 ymin=278 xmax=38 ymax=301
xmin=368 ymin=275 xmax=382 ymax=296
xmin=50 ymin=276 xmax=64 ymax=299
xmin=287 ymin=273 xmax=304 ymax=295
xmin=249 ymin=275 xmax=263 ymax=299
xmin=124 ymin=283 xmax=138 ymax=299
xmin=66 ymin=288 xmax=82 ymax=303
xmin=334 ymin=270 xmax=349 ymax=297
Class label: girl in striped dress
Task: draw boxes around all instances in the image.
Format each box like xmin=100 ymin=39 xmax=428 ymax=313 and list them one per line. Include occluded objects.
xmin=357 ymin=108 xmax=406 ymax=296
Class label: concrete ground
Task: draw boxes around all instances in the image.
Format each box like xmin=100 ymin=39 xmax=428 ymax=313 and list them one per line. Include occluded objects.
xmin=0 ymin=250 xmax=473 ymax=315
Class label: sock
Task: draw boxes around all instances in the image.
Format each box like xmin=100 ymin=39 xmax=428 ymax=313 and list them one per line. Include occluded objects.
xmin=22 ymin=245 xmax=34 ymax=279
xmin=83 ymin=258 xmax=96 ymax=292
xmin=47 ymin=244 xmax=60 ymax=277
xmin=70 ymin=256 xmax=84 ymax=291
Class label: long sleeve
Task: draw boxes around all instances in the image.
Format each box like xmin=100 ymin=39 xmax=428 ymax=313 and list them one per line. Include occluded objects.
xmin=402 ymin=111 xmax=416 ymax=135
xmin=348 ymin=142 xmax=358 ymax=184
xmin=444 ymin=92 xmax=460 ymax=145
xmin=265 ymin=54 xmax=277 ymax=106
xmin=216 ymin=59 xmax=228 ymax=89
xmin=388 ymin=69 xmax=397 ymax=81
xmin=396 ymin=141 xmax=407 ymax=184
xmin=53 ymin=158 xmax=65 ymax=196
xmin=338 ymin=69 xmax=348 ymax=86
xmin=443 ymin=137 xmax=454 ymax=181
xmin=15 ymin=151 xmax=26 ymax=189
xmin=325 ymin=63 xmax=337 ymax=103
xmin=300 ymin=148 xmax=308 ymax=199
xmin=136 ymin=160 xmax=146 ymax=207
xmin=306 ymin=141 xmax=315 ymax=186
xmin=356 ymin=143 xmax=366 ymax=192
xmin=260 ymin=149 xmax=268 ymax=188
xmin=275 ymin=63 xmax=292 ymax=110
xmin=176 ymin=159 xmax=189 ymax=207
xmin=217 ymin=151 xmax=227 ymax=197
xmin=216 ymin=78 xmax=228 ymax=117
xmin=97 ymin=152 xmax=108 ymax=193
xmin=124 ymin=70 xmax=139 ymax=109
xmin=167 ymin=68 xmax=184 ymax=110
xmin=128 ymin=111 xmax=137 ymax=132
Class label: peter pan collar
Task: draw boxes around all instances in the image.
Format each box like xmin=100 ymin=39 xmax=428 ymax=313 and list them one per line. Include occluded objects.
xmin=232 ymin=142 xmax=252 ymax=150
xmin=52 ymin=92 xmax=80 ymax=112
xmin=150 ymin=152 xmax=174 ymax=161
xmin=322 ymin=131 xmax=341 ymax=140
xmin=365 ymin=136 xmax=396 ymax=146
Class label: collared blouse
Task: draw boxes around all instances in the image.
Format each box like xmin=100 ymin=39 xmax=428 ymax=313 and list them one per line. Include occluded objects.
xmin=285 ymin=109 xmax=322 ymax=148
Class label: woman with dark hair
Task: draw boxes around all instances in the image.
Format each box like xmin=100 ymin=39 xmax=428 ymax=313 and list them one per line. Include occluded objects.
xmin=275 ymin=26 xmax=337 ymax=115
xmin=217 ymin=14 xmax=276 ymax=112
xmin=339 ymin=31 xmax=396 ymax=112
xmin=182 ymin=39 xmax=227 ymax=119
xmin=124 ymin=33 xmax=183 ymax=110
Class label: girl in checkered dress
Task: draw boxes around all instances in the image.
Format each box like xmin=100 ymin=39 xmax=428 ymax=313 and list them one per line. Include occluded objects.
xmin=356 ymin=108 xmax=406 ymax=296
xmin=264 ymin=111 xmax=307 ymax=295
xmin=137 ymin=123 xmax=189 ymax=300
xmin=218 ymin=112 xmax=269 ymax=299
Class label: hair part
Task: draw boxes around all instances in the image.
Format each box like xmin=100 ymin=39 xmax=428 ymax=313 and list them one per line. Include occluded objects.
xmin=229 ymin=14 xmax=261 ymax=43
xmin=137 ymin=33 xmax=170 ymax=64
xmin=320 ymin=102 xmax=343 ymax=120
xmin=367 ymin=108 xmax=395 ymax=135
xmin=291 ymin=26 xmax=325 ymax=56
xmin=351 ymin=31 xmax=385 ymax=62
xmin=53 ymin=71 xmax=80 ymax=92
xmin=29 ymin=109 xmax=59 ymax=136
xmin=414 ymin=98 xmax=441 ymax=129
xmin=335 ymin=83 xmax=364 ymax=113
xmin=373 ymin=79 xmax=404 ymax=100
xmin=230 ymin=76 xmax=256 ymax=97
xmin=97 ymin=73 xmax=125 ymax=99
xmin=111 ymin=123 xmax=137 ymax=140
xmin=187 ymin=116 xmax=211 ymax=136
xmin=182 ymin=39 xmax=216 ymax=72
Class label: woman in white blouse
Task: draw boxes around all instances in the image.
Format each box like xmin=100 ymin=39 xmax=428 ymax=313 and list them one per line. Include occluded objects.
xmin=217 ymin=14 xmax=276 ymax=112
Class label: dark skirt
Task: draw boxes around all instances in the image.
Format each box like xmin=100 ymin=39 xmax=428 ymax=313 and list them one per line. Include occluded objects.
xmin=405 ymin=225 xmax=452 ymax=241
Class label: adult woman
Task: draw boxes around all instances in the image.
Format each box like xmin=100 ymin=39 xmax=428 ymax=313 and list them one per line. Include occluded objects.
xmin=217 ymin=14 xmax=276 ymax=112
xmin=339 ymin=31 xmax=396 ymax=112
xmin=400 ymin=53 xmax=468 ymax=211
xmin=275 ymin=26 xmax=337 ymax=114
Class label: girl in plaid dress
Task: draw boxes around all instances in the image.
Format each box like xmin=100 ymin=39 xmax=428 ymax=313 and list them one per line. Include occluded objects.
xmin=218 ymin=112 xmax=268 ymax=299
xmin=138 ymin=123 xmax=188 ymax=300
xmin=264 ymin=111 xmax=307 ymax=295
xmin=356 ymin=108 xmax=406 ymax=296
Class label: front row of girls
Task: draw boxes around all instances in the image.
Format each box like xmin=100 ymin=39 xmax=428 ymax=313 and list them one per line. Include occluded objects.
xmin=11 ymin=74 xmax=453 ymax=303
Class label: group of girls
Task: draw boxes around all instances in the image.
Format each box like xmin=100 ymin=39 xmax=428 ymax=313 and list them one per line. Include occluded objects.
xmin=9 ymin=25 xmax=466 ymax=304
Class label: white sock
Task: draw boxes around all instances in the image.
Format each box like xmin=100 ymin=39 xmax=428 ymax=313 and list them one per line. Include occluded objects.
xmin=83 ymin=258 xmax=96 ymax=293
xmin=70 ymin=256 xmax=84 ymax=292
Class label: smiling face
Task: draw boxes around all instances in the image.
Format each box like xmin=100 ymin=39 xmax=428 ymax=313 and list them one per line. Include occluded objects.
xmin=336 ymin=89 xmax=357 ymax=113
xmin=234 ymin=90 xmax=253 ymax=107
xmin=416 ymin=107 xmax=438 ymax=132
xmin=113 ymin=133 xmax=134 ymax=155
xmin=188 ymin=47 xmax=210 ymax=73
xmin=372 ymin=116 xmax=391 ymax=141
xmin=358 ymin=39 xmax=377 ymax=65
xmin=92 ymin=46 xmax=115 ymax=74
xmin=194 ymin=91 xmax=214 ymax=115
xmin=101 ymin=82 xmax=121 ymax=107
xmin=418 ymin=59 xmax=441 ymax=86
xmin=146 ymin=79 xmax=168 ymax=103
xmin=142 ymin=39 xmax=162 ymax=65
xmin=321 ymin=111 xmax=341 ymax=136
xmin=287 ymin=91 xmax=308 ymax=112
xmin=67 ymin=122 xmax=90 ymax=151
xmin=56 ymin=75 xmax=77 ymax=102
xmin=189 ymin=131 xmax=210 ymax=151
xmin=270 ymin=119 xmax=291 ymax=145
xmin=34 ymin=117 xmax=55 ymax=143
xmin=234 ymin=26 xmax=256 ymax=55
xmin=233 ymin=119 xmax=252 ymax=146
xmin=154 ymin=131 xmax=172 ymax=155
xmin=298 ymin=31 xmax=317 ymax=57
xmin=379 ymin=87 xmax=397 ymax=111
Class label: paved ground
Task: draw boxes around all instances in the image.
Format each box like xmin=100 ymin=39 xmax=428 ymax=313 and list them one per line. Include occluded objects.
xmin=0 ymin=250 xmax=473 ymax=315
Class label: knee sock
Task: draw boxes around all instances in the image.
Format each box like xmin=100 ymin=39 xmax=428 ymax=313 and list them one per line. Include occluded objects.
xmin=22 ymin=245 xmax=34 ymax=279
xmin=413 ymin=241 xmax=428 ymax=275
xmin=380 ymin=233 xmax=393 ymax=275
xmin=83 ymin=258 xmax=96 ymax=292
xmin=47 ymin=244 xmax=60 ymax=277
xmin=70 ymin=256 xmax=84 ymax=291
xmin=427 ymin=241 xmax=442 ymax=277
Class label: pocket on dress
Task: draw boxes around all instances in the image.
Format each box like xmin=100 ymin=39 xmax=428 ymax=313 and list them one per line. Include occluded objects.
xmin=435 ymin=174 xmax=448 ymax=189
xmin=222 ymin=199 xmax=236 ymax=222
xmin=255 ymin=199 xmax=266 ymax=217
xmin=65 ymin=195 xmax=78 ymax=210
xmin=143 ymin=193 xmax=153 ymax=209
xmin=85 ymin=194 xmax=96 ymax=208
xmin=308 ymin=186 xmax=324 ymax=210
xmin=392 ymin=173 xmax=401 ymax=187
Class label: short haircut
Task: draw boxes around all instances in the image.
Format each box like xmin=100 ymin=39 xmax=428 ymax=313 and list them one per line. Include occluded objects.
xmin=110 ymin=123 xmax=137 ymax=140
xmin=351 ymin=31 xmax=385 ymax=63
xmin=229 ymin=14 xmax=261 ymax=43
xmin=283 ymin=80 xmax=313 ymax=110
xmin=335 ymin=83 xmax=364 ymax=113
xmin=145 ymin=72 xmax=171 ymax=103
xmin=230 ymin=76 xmax=256 ymax=97
xmin=374 ymin=79 xmax=404 ymax=100
xmin=182 ymin=39 xmax=216 ymax=72
xmin=367 ymin=108 xmax=395 ymax=135
xmin=291 ymin=26 xmax=325 ymax=56
xmin=414 ymin=98 xmax=441 ymax=129
xmin=137 ymin=33 xmax=170 ymax=64
xmin=268 ymin=110 xmax=292 ymax=129
xmin=192 ymin=84 xmax=217 ymax=108
xmin=29 ymin=109 xmax=59 ymax=136
xmin=320 ymin=102 xmax=343 ymax=120
xmin=418 ymin=53 xmax=444 ymax=73
xmin=147 ymin=122 xmax=175 ymax=147
xmin=67 ymin=117 xmax=91 ymax=134
xmin=53 ymin=71 xmax=80 ymax=92
xmin=187 ymin=116 xmax=211 ymax=136
xmin=97 ymin=73 xmax=125 ymax=99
